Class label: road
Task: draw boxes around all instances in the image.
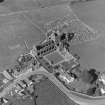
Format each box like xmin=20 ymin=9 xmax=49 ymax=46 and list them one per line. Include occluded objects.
xmin=1 ymin=66 xmax=105 ymax=105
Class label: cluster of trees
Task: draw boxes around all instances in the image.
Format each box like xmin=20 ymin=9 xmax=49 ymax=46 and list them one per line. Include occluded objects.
xmin=81 ymin=68 xmax=101 ymax=96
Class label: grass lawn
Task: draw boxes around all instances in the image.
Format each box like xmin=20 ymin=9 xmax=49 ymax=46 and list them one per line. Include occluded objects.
xmin=0 ymin=13 xmax=45 ymax=71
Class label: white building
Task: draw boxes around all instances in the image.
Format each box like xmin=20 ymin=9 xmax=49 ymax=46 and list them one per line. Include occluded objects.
xmin=58 ymin=70 xmax=74 ymax=84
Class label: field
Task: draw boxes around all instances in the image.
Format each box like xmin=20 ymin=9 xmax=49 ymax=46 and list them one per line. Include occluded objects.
xmin=1 ymin=0 xmax=40 ymax=12
xmin=71 ymin=0 xmax=105 ymax=36
xmin=70 ymin=0 xmax=105 ymax=72
xmin=23 ymin=4 xmax=78 ymax=32
xmin=70 ymin=34 xmax=105 ymax=72
xmin=35 ymin=79 xmax=77 ymax=105
xmin=0 ymin=13 xmax=45 ymax=70
xmin=0 ymin=0 xmax=72 ymax=12
xmin=36 ymin=0 xmax=70 ymax=8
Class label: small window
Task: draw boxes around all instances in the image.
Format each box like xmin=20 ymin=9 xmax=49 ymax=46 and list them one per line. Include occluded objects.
xmin=67 ymin=33 xmax=75 ymax=41
xmin=36 ymin=45 xmax=43 ymax=50
xmin=60 ymin=33 xmax=66 ymax=41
